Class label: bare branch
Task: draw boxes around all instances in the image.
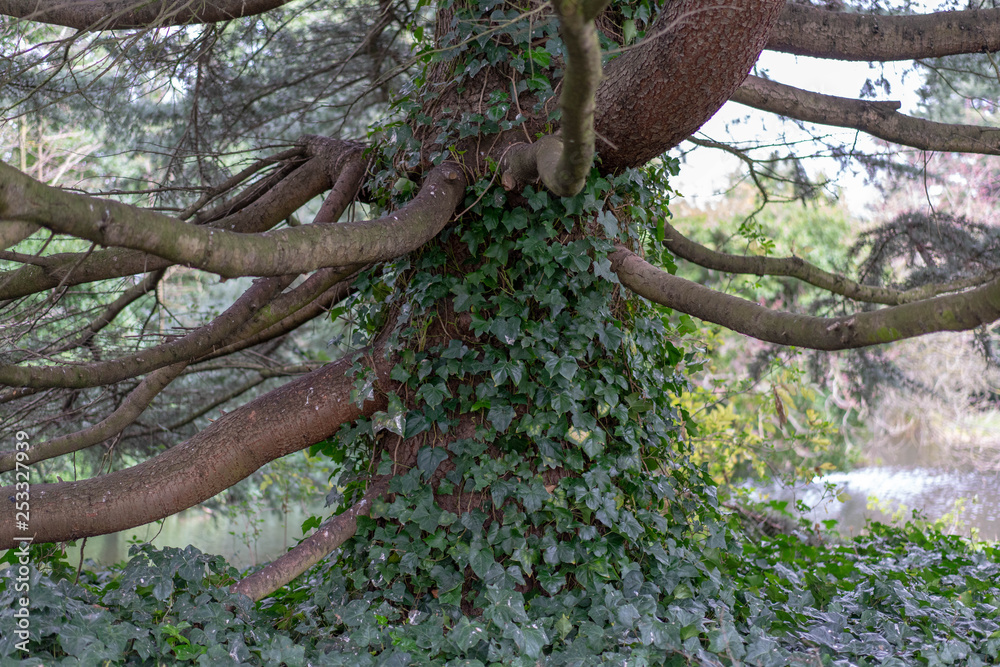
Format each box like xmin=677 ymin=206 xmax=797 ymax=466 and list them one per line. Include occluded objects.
xmin=0 ymin=0 xmax=296 ymax=30
xmin=42 ymin=269 xmax=164 ymax=356
xmin=314 ymin=154 xmax=369 ymax=224
xmin=611 ymin=248 xmax=1000 ymax=351
xmin=0 ymin=151 xmax=334 ymax=300
xmin=0 ymin=275 xmax=293 ymax=389
xmin=135 ymin=374 xmax=270 ymax=437
xmin=768 ymin=4 xmax=1000 ymax=62
xmin=179 ymin=147 xmax=306 ymax=221
xmin=0 ymin=362 xmax=187 ymax=472
xmin=1 ymin=162 xmax=467 ymax=278
xmin=502 ymin=0 xmax=610 ymax=196
xmin=0 ymin=351 xmax=389 ymax=548
xmin=661 ymin=218 xmax=1000 ymax=305
xmin=732 ymin=75 xmax=1000 ymax=156
xmin=231 ymin=476 xmax=391 ymax=601
xmin=200 ymin=267 xmax=362 ymax=361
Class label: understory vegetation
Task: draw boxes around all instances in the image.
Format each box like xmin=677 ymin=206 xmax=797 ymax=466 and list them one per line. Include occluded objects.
xmin=5 ymin=0 xmax=1000 ymax=663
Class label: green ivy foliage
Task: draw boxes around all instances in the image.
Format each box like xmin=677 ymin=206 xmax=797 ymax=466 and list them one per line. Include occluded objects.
xmin=303 ymin=169 xmax=725 ymax=665
xmin=4 ymin=1 xmax=1000 ymax=664
xmin=4 ymin=519 xmax=999 ymax=664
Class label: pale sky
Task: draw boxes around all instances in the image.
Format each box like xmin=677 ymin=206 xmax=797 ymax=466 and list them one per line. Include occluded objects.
xmin=672 ymin=52 xmax=922 ymax=217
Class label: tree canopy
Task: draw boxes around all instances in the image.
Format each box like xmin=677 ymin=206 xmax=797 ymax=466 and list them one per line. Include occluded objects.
xmin=3 ymin=0 xmax=1000 ymax=664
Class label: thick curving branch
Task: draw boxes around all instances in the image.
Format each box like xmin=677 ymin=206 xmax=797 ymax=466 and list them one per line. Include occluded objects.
xmin=0 ymin=362 xmax=188 ymax=472
xmin=0 ymin=0 xmax=296 ymax=30
xmin=1 ymin=221 xmax=38 ymax=250
xmin=593 ymin=0 xmax=785 ymax=172
xmin=610 ymin=248 xmax=1000 ymax=351
xmin=314 ymin=150 xmax=370 ymax=224
xmin=231 ymin=476 xmax=391 ymax=601
xmin=768 ymin=4 xmax=1000 ymax=62
xmin=0 ymin=152 xmax=333 ymax=300
xmin=1 ymin=162 xmax=466 ymax=278
xmin=732 ymin=76 xmax=1000 ymax=156
xmin=0 ymin=275 xmax=293 ymax=389
xmin=662 ymin=218 xmax=1000 ymax=306
xmin=0 ymin=351 xmax=389 ymax=548
xmin=502 ymin=0 xmax=609 ymax=197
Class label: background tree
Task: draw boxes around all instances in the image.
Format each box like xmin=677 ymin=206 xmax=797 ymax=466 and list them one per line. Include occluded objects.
xmin=4 ymin=0 xmax=1000 ymax=663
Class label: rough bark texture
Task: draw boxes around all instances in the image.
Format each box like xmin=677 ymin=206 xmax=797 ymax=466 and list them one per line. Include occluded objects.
xmin=0 ymin=0 xmax=295 ymax=29
xmin=768 ymin=4 xmax=1000 ymax=62
xmin=611 ymin=249 xmax=1000 ymax=351
xmin=733 ymin=75 xmax=1000 ymax=155
xmin=593 ymin=0 xmax=785 ymax=171
xmin=0 ymin=155 xmax=330 ymax=300
xmin=0 ymin=352 xmax=389 ymax=549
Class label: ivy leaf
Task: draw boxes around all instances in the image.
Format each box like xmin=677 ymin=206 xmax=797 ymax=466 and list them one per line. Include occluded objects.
xmin=417 ymin=381 xmax=448 ymax=408
xmin=488 ymin=404 xmax=516 ymax=433
xmin=372 ymin=393 xmax=407 ymax=438
xmin=506 ymin=621 xmax=548 ymax=658
xmin=490 ymin=316 xmax=522 ymax=344
xmin=597 ymin=210 xmax=621 ymax=238
xmin=469 ymin=544 xmax=495 ymax=580
xmin=544 ymin=354 xmax=578 ymax=381
xmin=592 ymin=257 xmax=619 ymax=284
xmin=450 ymin=618 xmax=488 ymax=651
xmin=404 ymin=411 xmax=430 ymax=438
xmin=528 ymin=48 xmax=551 ymax=67
xmin=623 ymin=19 xmax=637 ymax=43
xmin=416 ymin=446 xmax=449 ymax=478
xmin=538 ymin=570 xmax=565 ymax=595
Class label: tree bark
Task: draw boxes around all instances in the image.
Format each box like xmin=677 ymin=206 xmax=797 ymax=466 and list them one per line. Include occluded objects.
xmin=0 ymin=0 xmax=296 ymax=29
xmin=768 ymin=3 xmax=1000 ymax=62
xmin=611 ymin=248 xmax=1000 ymax=351
xmin=733 ymin=75 xmax=1000 ymax=155
xmin=1 ymin=162 xmax=466 ymax=279
xmin=593 ymin=0 xmax=784 ymax=171
xmin=0 ymin=351 xmax=389 ymax=549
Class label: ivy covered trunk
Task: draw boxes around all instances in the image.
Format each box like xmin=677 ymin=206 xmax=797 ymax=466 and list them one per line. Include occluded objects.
xmin=317 ymin=177 xmax=735 ymax=665
xmin=305 ymin=7 xmax=736 ymax=660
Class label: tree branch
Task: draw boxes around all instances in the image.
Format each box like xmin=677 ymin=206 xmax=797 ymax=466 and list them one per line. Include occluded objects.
xmin=661 ymin=218 xmax=1000 ymax=305
xmin=732 ymin=75 xmax=1000 ymax=156
xmin=502 ymin=0 xmax=609 ymax=196
xmin=593 ymin=0 xmax=785 ymax=171
xmin=0 ymin=150 xmax=334 ymax=300
xmin=0 ymin=221 xmax=38 ymax=250
xmin=0 ymin=362 xmax=187 ymax=472
xmin=0 ymin=351 xmax=389 ymax=548
xmin=231 ymin=476 xmax=391 ymax=601
xmin=0 ymin=0 xmax=296 ymax=30
xmin=1 ymin=162 xmax=466 ymax=278
xmin=199 ymin=267 xmax=363 ymax=361
xmin=768 ymin=3 xmax=1000 ymax=62
xmin=610 ymin=248 xmax=1000 ymax=351
xmin=0 ymin=274 xmax=293 ymax=389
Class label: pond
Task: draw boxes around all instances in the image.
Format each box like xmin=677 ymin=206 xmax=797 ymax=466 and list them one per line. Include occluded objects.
xmin=753 ymin=466 xmax=1000 ymax=541
xmin=62 ymin=504 xmax=325 ymax=570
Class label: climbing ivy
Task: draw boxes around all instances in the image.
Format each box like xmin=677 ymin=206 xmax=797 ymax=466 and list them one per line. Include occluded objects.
xmin=4 ymin=2 xmax=1000 ymax=665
